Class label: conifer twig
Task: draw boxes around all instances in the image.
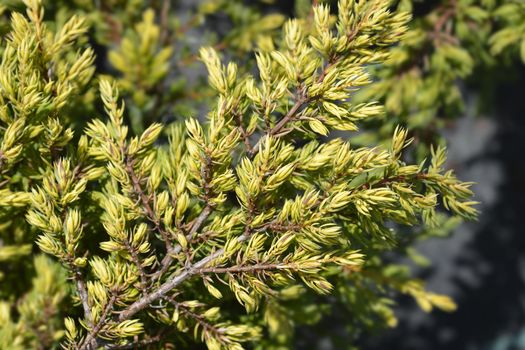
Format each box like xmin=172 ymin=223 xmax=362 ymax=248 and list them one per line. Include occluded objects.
xmin=72 ymin=267 xmax=93 ymax=328
xmin=152 ymin=187 xmax=214 ymax=281
xmin=195 ymin=263 xmax=284 ymax=274
xmin=118 ymin=231 xmax=252 ymax=322
xmin=250 ymin=93 xmax=309 ymax=155
xmin=126 ymin=158 xmax=174 ymax=254
xmin=164 ymin=295 xmax=227 ymax=342
xmin=250 ymin=52 xmax=347 ymax=155
xmin=103 ymin=333 xmax=164 ymax=350
xmin=80 ymin=294 xmax=117 ymax=350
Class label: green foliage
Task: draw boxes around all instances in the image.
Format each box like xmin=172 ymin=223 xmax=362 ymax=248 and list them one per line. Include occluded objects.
xmin=490 ymin=0 xmax=525 ymax=62
xmin=355 ymin=19 xmax=476 ymax=137
xmin=199 ymin=0 xmax=287 ymax=52
xmin=352 ymin=0 xmax=523 ymax=156
xmin=0 ymin=0 xmax=94 ymax=302
xmin=1 ymin=0 xmax=521 ymax=348
xmin=108 ymin=8 xmax=173 ymax=133
xmin=0 ymin=255 xmax=68 ymax=349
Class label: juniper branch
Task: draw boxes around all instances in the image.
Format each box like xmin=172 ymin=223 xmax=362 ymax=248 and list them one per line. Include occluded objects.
xmin=72 ymin=266 xmax=93 ymax=328
xmin=250 ymin=92 xmax=309 ymax=155
xmin=103 ymin=333 xmax=164 ymax=350
xmin=195 ymin=263 xmax=285 ymax=275
xmin=152 ymin=193 xmax=214 ymax=281
xmin=126 ymin=158 xmax=173 ymax=253
xmin=118 ymin=232 xmax=252 ymax=322
xmin=80 ymin=294 xmax=117 ymax=350
xmin=123 ymin=239 xmax=148 ymax=289
xmin=164 ymin=296 xmax=227 ymax=343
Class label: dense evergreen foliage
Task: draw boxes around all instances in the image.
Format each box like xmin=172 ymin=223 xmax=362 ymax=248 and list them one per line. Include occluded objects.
xmin=0 ymin=0 xmax=520 ymax=349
